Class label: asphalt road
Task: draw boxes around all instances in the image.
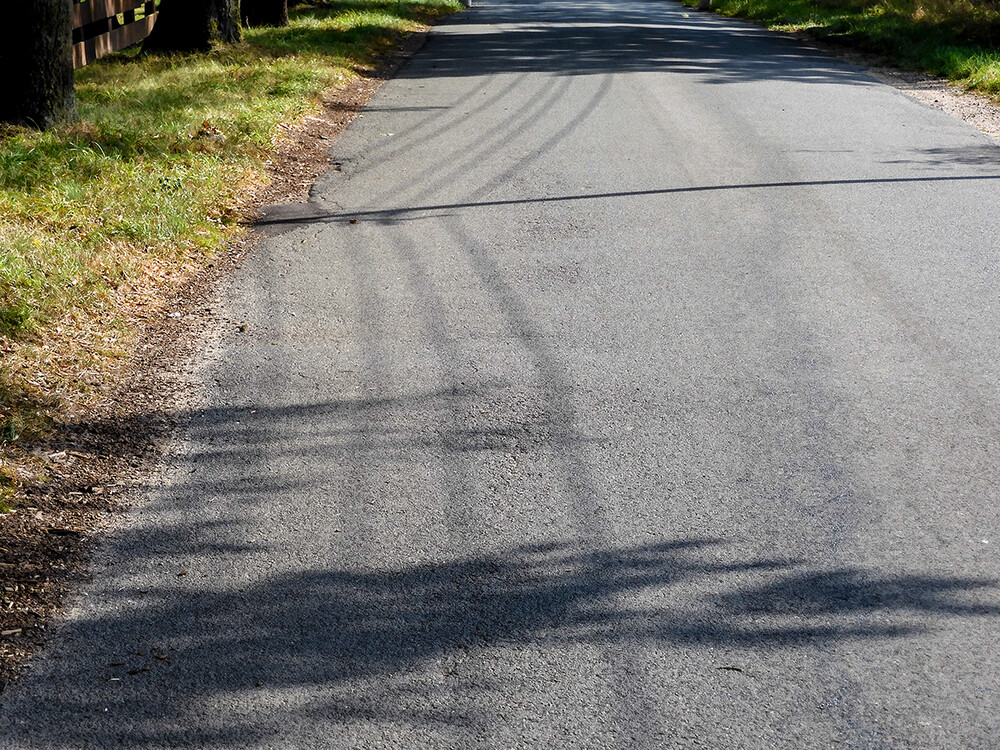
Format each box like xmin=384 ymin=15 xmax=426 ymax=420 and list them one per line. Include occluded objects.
xmin=4 ymin=0 xmax=1000 ymax=747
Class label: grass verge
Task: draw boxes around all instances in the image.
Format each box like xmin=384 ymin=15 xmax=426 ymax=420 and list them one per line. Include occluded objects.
xmin=0 ymin=0 xmax=460 ymax=486
xmin=682 ymin=0 xmax=1000 ymax=94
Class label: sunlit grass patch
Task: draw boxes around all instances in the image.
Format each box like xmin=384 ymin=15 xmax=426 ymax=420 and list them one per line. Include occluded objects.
xmin=0 ymin=0 xmax=461 ymax=452
xmin=684 ymin=0 xmax=1000 ymax=94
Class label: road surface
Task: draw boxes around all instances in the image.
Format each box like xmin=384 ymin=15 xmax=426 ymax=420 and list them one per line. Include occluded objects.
xmin=3 ymin=0 xmax=1000 ymax=746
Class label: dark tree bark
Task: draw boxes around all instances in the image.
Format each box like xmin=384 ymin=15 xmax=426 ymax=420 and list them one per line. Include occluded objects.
xmin=242 ymin=0 xmax=289 ymax=28
xmin=0 ymin=0 xmax=77 ymax=129
xmin=144 ymin=0 xmax=242 ymax=52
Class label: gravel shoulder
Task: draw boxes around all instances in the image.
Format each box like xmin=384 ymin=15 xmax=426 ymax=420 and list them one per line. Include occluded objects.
xmin=866 ymin=66 xmax=1000 ymax=140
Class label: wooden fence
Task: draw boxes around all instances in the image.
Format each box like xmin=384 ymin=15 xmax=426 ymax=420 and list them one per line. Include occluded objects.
xmin=72 ymin=0 xmax=158 ymax=69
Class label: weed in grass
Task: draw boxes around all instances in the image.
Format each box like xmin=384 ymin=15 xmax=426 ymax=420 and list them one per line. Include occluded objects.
xmin=0 ymin=454 xmax=19 ymax=512
xmin=0 ymin=416 xmax=20 ymax=444
xmin=0 ymin=487 xmax=14 ymax=515
xmin=0 ymin=369 xmax=59 ymax=444
xmin=0 ymin=304 xmax=34 ymax=339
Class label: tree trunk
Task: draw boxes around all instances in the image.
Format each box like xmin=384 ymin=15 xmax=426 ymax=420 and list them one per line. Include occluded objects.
xmin=0 ymin=0 xmax=77 ymax=129
xmin=242 ymin=0 xmax=289 ymax=28
xmin=214 ymin=0 xmax=243 ymax=44
xmin=144 ymin=0 xmax=242 ymax=52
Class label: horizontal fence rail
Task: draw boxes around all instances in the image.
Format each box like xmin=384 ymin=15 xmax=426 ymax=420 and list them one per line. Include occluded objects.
xmin=72 ymin=0 xmax=158 ymax=68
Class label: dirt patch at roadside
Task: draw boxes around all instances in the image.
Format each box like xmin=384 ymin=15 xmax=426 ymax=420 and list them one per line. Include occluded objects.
xmin=0 ymin=28 xmax=432 ymax=695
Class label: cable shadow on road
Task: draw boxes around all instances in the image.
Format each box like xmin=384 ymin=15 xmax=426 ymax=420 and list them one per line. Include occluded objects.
xmin=255 ymin=172 xmax=1000 ymax=232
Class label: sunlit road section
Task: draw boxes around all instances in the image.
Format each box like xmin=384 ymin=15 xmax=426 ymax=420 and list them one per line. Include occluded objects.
xmin=3 ymin=0 xmax=1000 ymax=747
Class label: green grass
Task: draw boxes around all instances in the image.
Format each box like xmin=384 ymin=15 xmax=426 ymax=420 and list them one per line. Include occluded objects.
xmin=0 ymin=487 xmax=14 ymax=515
xmin=685 ymin=0 xmax=1000 ymax=93
xmin=0 ymin=0 xmax=460 ymax=449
